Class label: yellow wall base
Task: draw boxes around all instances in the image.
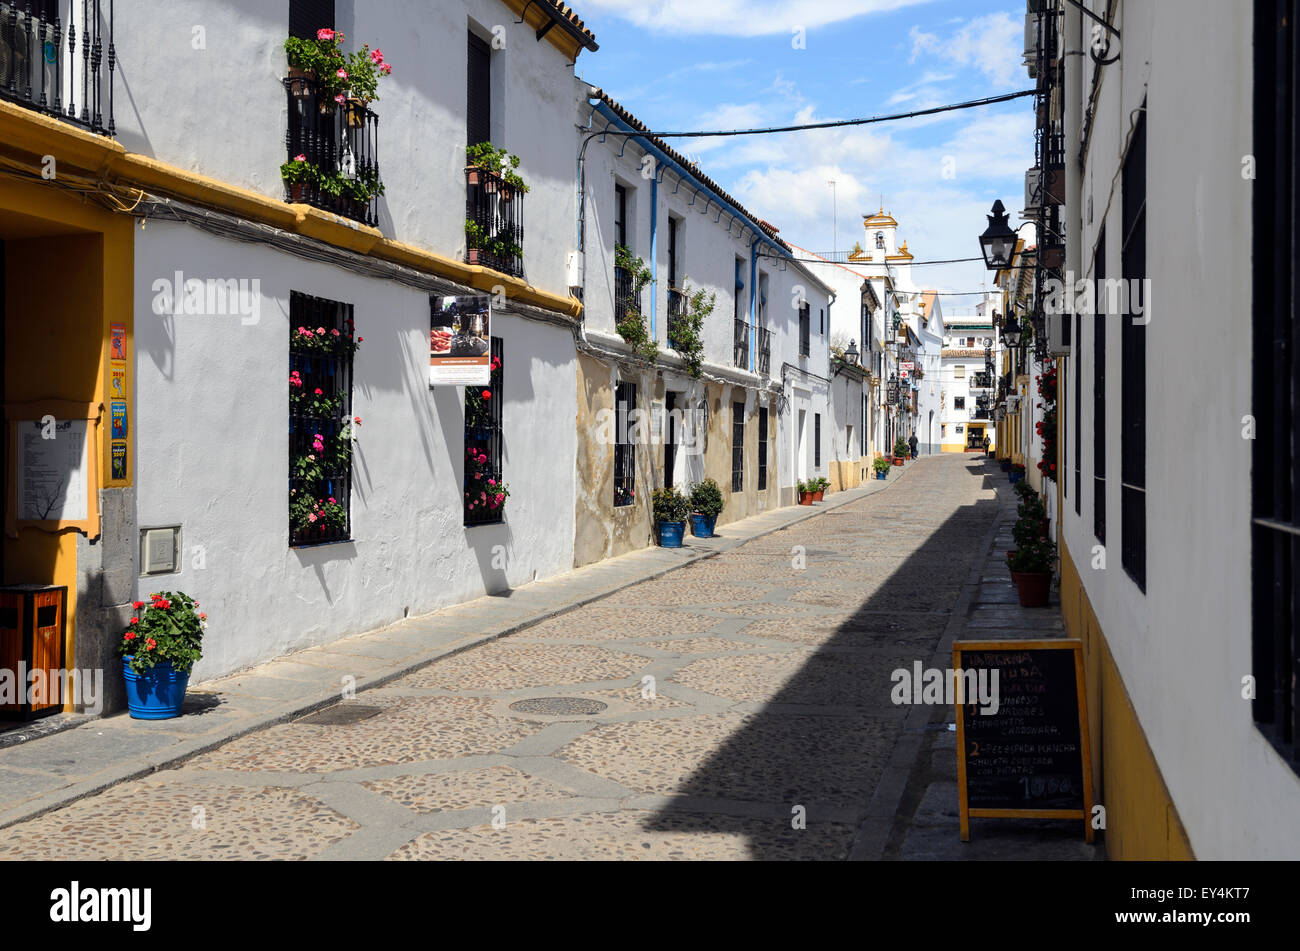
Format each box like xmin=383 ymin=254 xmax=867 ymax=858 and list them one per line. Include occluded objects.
xmin=1059 ymin=541 xmax=1195 ymax=859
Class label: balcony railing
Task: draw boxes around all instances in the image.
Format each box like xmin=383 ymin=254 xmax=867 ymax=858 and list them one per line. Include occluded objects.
xmin=466 ymin=165 xmax=524 ymax=278
xmin=734 ymin=318 xmax=750 ymax=370
xmin=972 ymin=372 xmax=992 ymax=389
xmin=614 ymin=266 xmax=637 ymax=324
xmin=0 ymin=0 xmax=114 ymax=135
xmin=666 ymin=287 xmax=686 ymax=349
xmin=757 ymin=327 xmax=772 ymax=376
xmin=284 ymin=76 xmax=381 ymax=227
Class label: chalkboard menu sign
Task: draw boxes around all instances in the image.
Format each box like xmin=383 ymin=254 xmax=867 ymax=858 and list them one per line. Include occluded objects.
xmin=953 ymin=639 xmax=1094 ymax=842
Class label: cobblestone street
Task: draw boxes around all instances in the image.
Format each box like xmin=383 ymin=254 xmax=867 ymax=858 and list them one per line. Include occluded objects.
xmin=0 ymin=456 xmax=1010 ymax=860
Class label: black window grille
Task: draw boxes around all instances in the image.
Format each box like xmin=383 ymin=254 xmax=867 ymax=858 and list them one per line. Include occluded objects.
xmin=289 ymin=292 xmax=355 ymax=546
xmin=1252 ymin=0 xmax=1300 ymax=770
xmin=614 ymin=381 xmax=636 ymax=507
xmin=758 ymin=407 xmax=768 ymax=491
xmin=954 ymin=396 xmax=965 ymax=411
xmin=290 ymin=0 xmax=334 ymax=39
xmin=1094 ymin=226 xmax=1107 ymax=544
xmin=1121 ymin=108 xmax=1147 ymax=591
xmin=668 ymin=217 xmax=678 ymax=287
xmin=615 ymin=185 xmax=627 ymax=249
xmin=667 ymin=288 xmax=686 ymax=350
xmin=465 ymin=162 xmax=524 ymax=278
xmin=757 ymin=327 xmax=772 ymax=376
xmin=467 ymin=31 xmax=491 ymax=148
xmin=814 ymin=412 xmax=821 ymax=468
xmin=464 ymin=337 xmax=504 ymax=526
xmin=664 ymin=391 xmax=677 ymax=490
xmin=799 ymin=303 xmax=811 ymax=356
xmin=732 ymin=402 xmax=744 ymax=492
xmin=1074 ymin=286 xmax=1082 ymax=515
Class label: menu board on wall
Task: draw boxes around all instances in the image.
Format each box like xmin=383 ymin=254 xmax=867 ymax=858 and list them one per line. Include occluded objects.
xmin=430 ymin=295 xmax=491 ymax=387
xmin=15 ymin=418 xmax=89 ymax=522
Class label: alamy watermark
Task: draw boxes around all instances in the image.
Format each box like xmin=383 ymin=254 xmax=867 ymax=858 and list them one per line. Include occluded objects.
xmin=891 ymin=662 xmax=1000 ymax=715
xmin=0 ymin=664 xmax=103 ymax=715
xmin=151 ymin=270 xmax=260 ymax=325
xmin=1041 ymin=271 xmax=1153 ymax=325
xmin=594 ymin=401 xmax=708 ymax=455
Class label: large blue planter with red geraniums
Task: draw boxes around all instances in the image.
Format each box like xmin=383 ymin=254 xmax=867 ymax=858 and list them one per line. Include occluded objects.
xmin=1009 ymin=471 xmax=1024 ymax=484
xmin=122 ymin=657 xmax=190 ymax=719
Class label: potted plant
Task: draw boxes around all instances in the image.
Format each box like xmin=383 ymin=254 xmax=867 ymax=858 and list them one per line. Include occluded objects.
xmin=281 ymin=154 xmax=320 ymax=202
xmin=892 ymin=438 xmax=908 ymax=465
xmin=1008 ymin=537 xmax=1055 ymax=607
xmin=688 ymin=478 xmax=723 ymax=538
xmin=652 ymin=487 xmax=690 ymax=548
xmin=466 ymin=142 xmax=531 ymax=195
xmin=1008 ymin=462 xmax=1026 ymax=484
xmin=813 ymin=476 xmax=829 ymax=501
xmin=117 ymin=592 xmax=207 ymax=719
xmin=797 ymin=480 xmax=814 ymax=505
xmin=872 ymin=456 xmax=891 ymax=480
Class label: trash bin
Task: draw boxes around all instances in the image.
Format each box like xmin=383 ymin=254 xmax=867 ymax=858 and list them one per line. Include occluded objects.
xmin=0 ymin=584 xmax=68 ymax=721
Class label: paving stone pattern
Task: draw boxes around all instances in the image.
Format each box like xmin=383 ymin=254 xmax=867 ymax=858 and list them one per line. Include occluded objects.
xmin=0 ymin=456 xmax=1094 ymax=860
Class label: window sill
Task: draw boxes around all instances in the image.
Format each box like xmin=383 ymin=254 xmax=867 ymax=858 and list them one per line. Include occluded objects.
xmin=291 ymin=538 xmax=356 ymax=552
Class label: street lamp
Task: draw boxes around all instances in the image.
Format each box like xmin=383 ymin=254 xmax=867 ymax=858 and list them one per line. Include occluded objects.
xmin=1000 ymin=312 xmax=1023 ymax=350
xmin=978 ymin=199 xmax=1017 ymax=271
xmin=844 ymin=339 xmax=860 ymax=366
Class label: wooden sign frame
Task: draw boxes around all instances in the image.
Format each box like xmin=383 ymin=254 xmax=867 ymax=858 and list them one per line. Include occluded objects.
xmin=953 ymin=638 xmax=1095 ymax=843
xmin=4 ymin=400 xmax=103 ymax=539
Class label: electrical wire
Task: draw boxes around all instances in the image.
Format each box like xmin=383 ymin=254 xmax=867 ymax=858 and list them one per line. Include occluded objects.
xmin=594 ymin=90 xmax=1036 ymax=142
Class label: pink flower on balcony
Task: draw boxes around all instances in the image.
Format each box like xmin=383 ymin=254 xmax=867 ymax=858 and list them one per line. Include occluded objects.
xmin=371 ymin=49 xmax=384 ymax=64
xmin=308 ymin=512 xmax=318 ymax=523
xmin=495 ymin=493 xmax=504 ymax=504
xmin=317 ymin=28 xmax=335 ymax=41
xmin=477 ymin=454 xmax=487 ymax=465
xmin=293 ymin=154 xmax=307 ymax=163
xmin=328 ymin=497 xmax=336 ymax=504
xmin=336 ymin=69 xmax=349 ymax=80
xmin=316 ymin=327 xmax=326 ymax=335
xmin=335 ymin=94 xmax=346 ymax=105
xmin=381 ymin=64 xmax=392 ymax=76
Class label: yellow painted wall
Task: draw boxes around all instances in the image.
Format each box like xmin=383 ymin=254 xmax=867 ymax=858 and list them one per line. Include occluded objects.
xmin=1 ymin=175 xmax=132 ymax=703
xmin=1059 ymin=541 xmax=1195 ymax=860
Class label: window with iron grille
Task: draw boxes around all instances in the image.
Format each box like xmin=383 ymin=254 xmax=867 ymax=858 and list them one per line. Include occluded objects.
xmin=814 ymin=413 xmax=821 ymax=468
xmin=1094 ymin=226 xmax=1107 ymax=544
xmin=290 ymin=0 xmax=335 ymax=39
xmin=467 ymin=31 xmax=491 ymax=148
xmin=1120 ymin=108 xmax=1147 ymax=591
xmin=615 ymin=185 xmax=628 ymax=249
xmin=732 ymin=402 xmax=745 ymax=492
xmin=1074 ymin=288 xmax=1082 ymax=515
xmin=758 ymin=407 xmax=768 ymax=491
xmin=289 ymin=292 xmax=355 ymax=546
xmin=1252 ymin=0 xmax=1300 ymax=771
xmin=954 ymin=396 xmax=965 ymax=411
xmin=799 ymin=303 xmax=810 ymax=356
xmin=614 ymin=381 xmax=636 ymax=507
xmin=465 ymin=337 xmax=504 ymax=526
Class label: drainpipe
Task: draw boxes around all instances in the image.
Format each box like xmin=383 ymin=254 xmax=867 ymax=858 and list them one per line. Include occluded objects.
xmin=650 ymin=174 xmax=659 ymax=342
xmin=749 ymin=236 xmax=759 ymax=370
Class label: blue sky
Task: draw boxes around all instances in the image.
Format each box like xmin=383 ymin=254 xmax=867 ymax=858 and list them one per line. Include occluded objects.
xmin=572 ymin=0 xmax=1033 ymax=308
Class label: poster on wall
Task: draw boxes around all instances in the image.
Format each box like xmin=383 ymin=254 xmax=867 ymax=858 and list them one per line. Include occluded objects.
xmin=111 ymin=441 xmax=128 ymax=481
xmin=16 ymin=419 xmax=89 ymax=521
xmin=110 ymin=401 xmax=128 ymax=439
xmin=110 ymin=363 xmax=127 ymax=401
xmin=429 ymin=295 xmax=491 ymax=387
xmin=110 ymin=323 xmax=127 ymax=360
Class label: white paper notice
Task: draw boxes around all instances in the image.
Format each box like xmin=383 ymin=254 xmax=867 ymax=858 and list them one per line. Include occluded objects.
xmin=16 ymin=419 xmax=88 ymax=521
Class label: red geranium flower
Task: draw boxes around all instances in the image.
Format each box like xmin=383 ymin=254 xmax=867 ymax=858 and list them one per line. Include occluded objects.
xmin=482 ymin=391 xmax=492 ymax=400
xmin=124 ymin=632 xmax=136 ymax=641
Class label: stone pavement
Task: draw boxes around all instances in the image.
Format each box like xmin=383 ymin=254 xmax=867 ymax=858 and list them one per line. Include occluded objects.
xmin=0 ymin=455 xmax=1102 ymax=859
xmin=0 ymin=457 xmax=921 ymax=832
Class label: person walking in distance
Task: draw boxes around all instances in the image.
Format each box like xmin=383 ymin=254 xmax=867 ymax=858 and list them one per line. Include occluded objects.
xmin=908 ymin=433 xmax=918 ymax=459
xmin=983 ymin=434 xmax=992 ymax=457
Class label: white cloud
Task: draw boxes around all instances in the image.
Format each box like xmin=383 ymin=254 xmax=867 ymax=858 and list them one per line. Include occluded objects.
xmin=580 ymin=0 xmax=935 ymax=37
xmin=908 ymin=13 xmax=1025 ymax=90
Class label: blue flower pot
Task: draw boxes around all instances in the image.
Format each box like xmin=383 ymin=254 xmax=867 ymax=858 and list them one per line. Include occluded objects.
xmin=1000 ymin=460 xmax=1010 ymax=472
xmin=690 ymin=513 xmax=717 ymax=538
xmin=875 ymin=470 xmax=887 ymax=480
xmin=1009 ymin=472 xmax=1023 ymax=484
xmin=122 ymin=657 xmax=190 ymax=720
xmin=658 ymin=521 xmax=685 ymax=548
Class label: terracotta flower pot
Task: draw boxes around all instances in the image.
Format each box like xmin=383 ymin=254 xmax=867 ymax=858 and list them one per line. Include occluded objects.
xmin=465 ymin=166 xmax=483 ymax=186
xmin=892 ymin=456 xmax=904 ymax=466
xmin=799 ymin=492 xmax=814 ymax=505
xmin=468 ymin=248 xmax=482 ymax=265
xmin=813 ymin=490 xmax=824 ymax=502
xmin=288 ymin=183 xmax=306 ymax=202
xmin=1010 ymin=569 xmax=1051 ymax=607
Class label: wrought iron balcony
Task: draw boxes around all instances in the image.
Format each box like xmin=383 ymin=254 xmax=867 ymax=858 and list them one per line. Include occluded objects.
xmin=734 ymin=318 xmax=750 ymax=370
xmin=284 ymin=76 xmax=381 ymax=227
xmin=972 ymin=371 xmax=992 ymax=389
xmin=666 ymin=287 xmax=686 ymax=350
xmin=614 ymin=266 xmax=637 ymax=324
xmin=0 ymin=0 xmax=114 ymax=135
xmin=466 ymin=165 xmax=524 ymax=278
xmin=757 ymin=327 xmax=772 ymax=376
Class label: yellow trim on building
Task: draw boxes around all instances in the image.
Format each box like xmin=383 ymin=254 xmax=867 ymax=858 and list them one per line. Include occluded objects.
xmin=0 ymin=101 xmax=584 ymax=321
xmin=1059 ymin=540 xmax=1195 ymax=859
